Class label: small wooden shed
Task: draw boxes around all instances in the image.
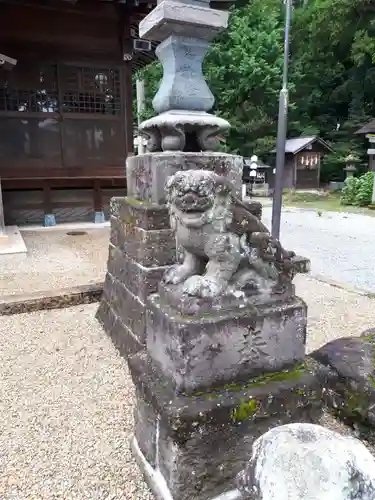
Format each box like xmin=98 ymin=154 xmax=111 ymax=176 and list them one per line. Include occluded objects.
xmin=355 ymin=119 xmax=375 ymax=171
xmin=271 ymin=136 xmax=333 ymax=189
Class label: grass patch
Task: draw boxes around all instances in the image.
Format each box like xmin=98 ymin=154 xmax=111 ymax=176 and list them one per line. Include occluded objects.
xmin=283 ymin=190 xmax=375 ymax=217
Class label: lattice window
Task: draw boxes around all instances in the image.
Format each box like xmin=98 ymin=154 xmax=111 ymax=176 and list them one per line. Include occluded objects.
xmin=61 ymin=66 xmax=121 ymax=115
xmin=0 ymin=64 xmax=58 ymax=113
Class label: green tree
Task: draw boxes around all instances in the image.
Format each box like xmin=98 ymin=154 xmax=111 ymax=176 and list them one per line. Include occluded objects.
xmin=135 ymin=0 xmax=375 ymax=181
xmin=289 ymin=0 xmax=375 ymax=180
xmin=137 ymin=0 xmax=286 ymax=157
xmin=204 ymin=0 xmax=285 ymax=156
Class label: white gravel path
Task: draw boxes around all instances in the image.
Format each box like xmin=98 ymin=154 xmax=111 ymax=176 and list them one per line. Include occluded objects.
xmin=0 ymin=275 xmax=374 ymax=499
xmin=263 ymin=206 xmax=375 ymax=293
xmin=0 ymin=304 xmax=152 ymax=500
xmin=0 ymin=229 xmax=110 ymax=297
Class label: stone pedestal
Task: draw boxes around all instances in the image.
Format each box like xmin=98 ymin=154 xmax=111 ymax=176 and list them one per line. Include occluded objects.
xmin=126 ymin=152 xmax=243 ymax=204
xmin=147 ymin=290 xmax=307 ymax=393
xmin=129 ymin=352 xmax=323 ymax=500
xmin=97 ymin=152 xmax=242 ymax=356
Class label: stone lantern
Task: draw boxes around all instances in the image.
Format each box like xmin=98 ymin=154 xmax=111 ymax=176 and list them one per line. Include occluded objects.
xmin=343 ymin=154 xmax=358 ymax=183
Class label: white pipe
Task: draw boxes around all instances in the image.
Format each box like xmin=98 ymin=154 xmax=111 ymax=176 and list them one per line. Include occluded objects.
xmin=210 ymin=489 xmax=242 ymax=500
xmin=136 ymin=78 xmax=145 ymax=154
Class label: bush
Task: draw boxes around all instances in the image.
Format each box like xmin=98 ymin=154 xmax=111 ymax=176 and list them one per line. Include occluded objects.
xmin=340 ymin=172 xmax=374 ymax=206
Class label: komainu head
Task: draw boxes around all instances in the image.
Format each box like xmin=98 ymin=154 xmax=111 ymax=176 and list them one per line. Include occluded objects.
xmin=165 ymin=169 xmax=231 ymax=214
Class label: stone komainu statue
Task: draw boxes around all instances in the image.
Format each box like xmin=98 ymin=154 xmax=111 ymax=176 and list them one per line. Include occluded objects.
xmin=163 ymin=169 xmax=308 ymax=299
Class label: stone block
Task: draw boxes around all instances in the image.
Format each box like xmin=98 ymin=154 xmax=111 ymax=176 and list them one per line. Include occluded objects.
xmin=146 ymin=294 xmax=307 ymax=393
xmin=109 ymin=216 xmax=124 ymax=248
xmin=129 ymin=353 xmax=323 ymax=500
xmin=108 ymin=245 xmax=169 ymax=303
xmin=102 ymin=273 xmax=146 ymax=343
xmin=110 ymin=197 xmax=170 ymax=231
xmin=109 ymin=215 xmax=175 ymax=267
xmin=96 ymin=298 xmax=143 ymax=357
xmin=139 ymin=1 xmax=229 ymax=42
xmin=124 ymin=227 xmax=175 ymax=267
xmin=126 ymin=152 xmax=243 ymax=204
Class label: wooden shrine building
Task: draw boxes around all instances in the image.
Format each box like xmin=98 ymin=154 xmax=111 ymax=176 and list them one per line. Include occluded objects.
xmin=356 ymin=119 xmax=375 ymax=172
xmin=0 ymin=0 xmax=156 ymax=225
xmin=271 ymin=136 xmax=332 ymax=190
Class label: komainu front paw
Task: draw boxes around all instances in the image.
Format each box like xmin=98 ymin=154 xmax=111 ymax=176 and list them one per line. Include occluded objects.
xmin=163 ymin=265 xmax=195 ymax=285
xmin=182 ymin=275 xmax=227 ymax=298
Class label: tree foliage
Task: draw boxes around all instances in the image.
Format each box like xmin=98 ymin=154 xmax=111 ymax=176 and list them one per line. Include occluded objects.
xmin=136 ymin=0 xmax=375 ymax=179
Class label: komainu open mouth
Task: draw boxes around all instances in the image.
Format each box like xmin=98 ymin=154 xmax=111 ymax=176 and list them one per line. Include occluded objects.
xmin=175 ymin=193 xmax=212 ymax=212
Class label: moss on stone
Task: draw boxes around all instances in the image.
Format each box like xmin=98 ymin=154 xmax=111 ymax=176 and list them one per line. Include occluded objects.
xmin=125 ymin=197 xmax=156 ymax=208
xmin=189 ymin=363 xmax=306 ymax=399
xmin=331 ymin=385 xmax=371 ymax=425
xmin=121 ymin=214 xmax=137 ymax=226
xmin=230 ymin=397 xmax=260 ymax=422
xmin=296 ymin=388 xmax=306 ymax=397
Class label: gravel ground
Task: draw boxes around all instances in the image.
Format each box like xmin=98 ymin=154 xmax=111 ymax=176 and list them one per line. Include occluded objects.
xmin=0 ymin=228 xmax=109 ymax=297
xmin=294 ymin=274 xmax=374 ymax=352
xmin=0 ymin=304 xmax=152 ymax=500
xmin=263 ymin=206 xmax=375 ymax=293
xmin=0 ymin=275 xmax=374 ymax=499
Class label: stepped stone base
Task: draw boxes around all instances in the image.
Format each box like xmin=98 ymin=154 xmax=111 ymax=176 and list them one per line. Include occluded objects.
xmin=129 ymin=353 xmax=323 ymax=500
xmin=96 ymin=195 xmax=175 ymax=356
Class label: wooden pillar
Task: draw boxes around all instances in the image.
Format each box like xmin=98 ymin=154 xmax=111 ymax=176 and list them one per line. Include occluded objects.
xmin=0 ymin=55 xmax=16 ymax=236
xmin=317 ymin=153 xmax=321 ymax=189
xmin=0 ymin=177 xmax=6 ymax=237
xmin=123 ymin=64 xmax=133 ymax=157
xmin=293 ymin=155 xmax=297 ymax=189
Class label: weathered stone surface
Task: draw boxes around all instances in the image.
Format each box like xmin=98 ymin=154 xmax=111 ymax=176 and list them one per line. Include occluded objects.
xmin=140 ymin=110 xmax=231 ymax=153
xmin=123 ymin=227 xmax=175 ymax=267
xmin=147 ymin=293 xmax=307 ymax=393
xmin=99 ymin=195 xmax=175 ymax=357
xmin=163 ymin=169 xmax=309 ymax=301
xmin=139 ymin=1 xmax=229 ymax=42
xmin=159 ymin=281 xmax=298 ymax=316
xmin=134 ymin=393 xmax=158 ymax=468
xmin=109 ymin=216 xmax=175 ymax=267
xmin=102 ymin=273 xmax=146 ymax=343
xmin=108 ymin=245 xmax=169 ymax=303
xmin=126 ymin=153 xmax=243 ymax=204
xmin=310 ymin=335 xmax=375 ymax=383
xmin=96 ymin=298 xmax=143 ymax=357
xmin=129 ymin=353 xmax=323 ymax=500
xmin=310 ymin=333 xmax=375 ymax=429
xmin=153 ymin=36 xmax=215 ymax=114
xmin=236 ymin=423 xmax=375 ymax=500
xmin=110 ymin=197 xmax=170 ymax=231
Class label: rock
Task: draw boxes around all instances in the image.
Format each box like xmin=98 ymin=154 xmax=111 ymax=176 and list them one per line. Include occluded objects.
xmin=309 ymin=335 xmax=375 ymax=428
xmin=310 ymin=336 xmax=375 ymax=383
xmin=237 ymin=423 xmax=375 ymax=500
